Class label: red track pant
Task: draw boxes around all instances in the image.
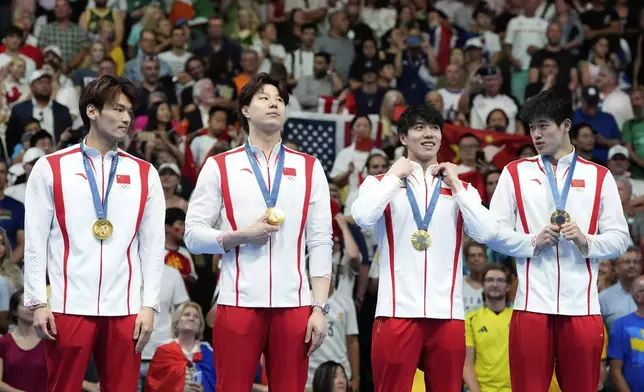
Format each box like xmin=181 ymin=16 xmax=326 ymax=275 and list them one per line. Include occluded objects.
xmin=371 ymin=317 xmax=465 ymax=392
xmin=213 ymin=305 xmax=311 ymax=392
xmin=509 ymin=311 xmax=604 ymax=392
xmin=45 ymin=313 xmax=140 ymax=392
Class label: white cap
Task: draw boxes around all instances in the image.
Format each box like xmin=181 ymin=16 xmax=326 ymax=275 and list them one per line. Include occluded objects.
xmin=465 ymin=37 xmax=484 ymax=49
xmin=43 ymin=45 xmax=63 ymax=59
xmin=28 ymin=69 xmax=52 ymax=84
xmin=23 ymin=147 xmax=44 ymax=165
xmin=158 ymin=162 xmax=181 ymax=176
xmin=608 ymin=145 xmax=629 ymax=160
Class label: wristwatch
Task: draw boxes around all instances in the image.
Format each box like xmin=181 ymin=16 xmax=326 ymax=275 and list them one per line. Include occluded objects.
xmin=312 ymin=301 xmax=330 ymax=315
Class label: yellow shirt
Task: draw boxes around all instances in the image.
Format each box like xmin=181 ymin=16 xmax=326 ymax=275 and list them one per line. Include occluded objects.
xmin=548 ymin=325 xmax=608 ymax=392
xmin=411 ymin=370 xmax=425 ymax=392
xmin=109 ymin=46 xmax=125 ymax=77
xmin=465 ymin=307 xmax=513 ymax=392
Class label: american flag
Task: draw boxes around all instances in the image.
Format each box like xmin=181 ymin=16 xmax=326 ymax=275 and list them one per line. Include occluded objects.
xmin=284 ymin=112 xmax=382 ymax=172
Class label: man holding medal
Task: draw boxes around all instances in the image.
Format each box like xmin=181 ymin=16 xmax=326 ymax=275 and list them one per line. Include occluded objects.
xmin=23 ymin=75 xmax=166 ymax=391
xmin=351 ymin=104 xmax=498 ymax=391
xmin=184 ymin=73 xmax=333 ymax=392
xmin=488 ymin=90 xmax=630 ymax=392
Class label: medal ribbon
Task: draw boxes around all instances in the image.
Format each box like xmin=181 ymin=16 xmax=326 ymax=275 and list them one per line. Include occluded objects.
xmin=405 ymin=177 xmax=443 ymax=231
xmin=80 ymin=141 xmax=119 ymax=221
xmin=244 ymin=142 xmax=285 ymax=208
xmin=541 ymin=151 xmax=577 ymax=212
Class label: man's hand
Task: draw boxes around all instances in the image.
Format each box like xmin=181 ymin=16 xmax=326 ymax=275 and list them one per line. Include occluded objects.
xmin=388 ymin=157 xmax=413 ymax=179
xmin=350 ymin=377 xmax=360 ymax=391
xmin=82 ymin=381 xmax=100 ymax=392
xmin=432 ymin=162 xmax=463 ymax=192
xmin=33 ymin=306 xmax=57 ymax=340
xmin=133 ymin=307 xmax=155 ymax=354
xmin=242 ymin=212 xmax=280 ymax=246
xmin=305 ymin=308 xmax=326 ymax=356
xmin=561 ymin=221 xmax=588 ymax=251
xmin=183 ymin=382 xmax=204 ymax=392
xmin=534 ymin=224 xmax=561 ymax=254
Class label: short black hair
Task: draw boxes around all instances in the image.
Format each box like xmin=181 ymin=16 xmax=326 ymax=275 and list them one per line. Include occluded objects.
xmin=209 ymin=106 xmax=229 ymax=121
xmin=569 ymin=122 xmax=596 ymax=140
xmin=80 ymin=75 xmax=137 ymax=128
xmin=520 ymin=90 xmax=572 ymax=126
xmin=315 ymin=51 xmax=331 ymax=64
xmin=238 ymin=73 xmax=289 ymax=133
xmin=458 ymin=132 xmax=480 ymax=145
xmin=349 ymin=114 xmax=372 ymax=130
xmin=396 ymin=104 xmax=444 ymax=136
xmin=165 ymin=207 xmax=186 ymax=226
xmin=301 ymin=23 xmax=317 ymax=33
xmin=30 ymin=130 xmax=53 ymax=146
xmin=185 ymin=56 xmax=205 ymax=71
xmin=24 ymin=117 xmax=40 ymax=129
xmin=4 ymin=25 xmax=22 ymax=38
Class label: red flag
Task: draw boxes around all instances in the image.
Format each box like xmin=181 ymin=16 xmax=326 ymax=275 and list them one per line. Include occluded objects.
xmin=458 ymin=170 xmax=487 ymax=202
xmin=145 ymin=342 xmax=187 ymax=392
xmin=116 ymin=174 xmax=130 ymax=184
xmin=283 ymin=167 xmax=296 ymax=176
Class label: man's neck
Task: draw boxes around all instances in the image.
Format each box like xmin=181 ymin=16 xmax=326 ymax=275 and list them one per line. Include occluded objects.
xmin=57 ymin=19 xmax=70 ymax=28
xmin=601 ymin=85 xmax=617 ymax=96
xmin=210 ymin=37 xmax=222 ymax=47
xmin=362 ymin=82 xmax=378 ymax=94
xmin=172 ymin=46 xmax=186 ymax=56
xmin=249 ymin=127 xmax=281 ymax=157
xmin=547 ymin=142 xmax=575 ymax=165
xmin=85 ymin=129 xmax=118 ymax=156
xmin=34 ymin=98 xmax=50 ymax=108
xmin=408 ymin=153 xmax=438 ymax=172
xmin=165 ymin=236 xmax=179 ymax=250
xmin=462 ymin=158 xmax=476 ymax=168
xmin=177 ymin=331 xmax=196 ymax=350
xmin=5 ymin=48 xmax=19 ymax=56
xmin=486 ymin=298 xmax=506 ymax=313
xmin=143 ymin=80 xmax=158 ymax=90
xmin=468 ymin=270 xmax=484 ymax=284
xmin=621 ymin=278 xmax=634 ymax=293
xmin=243 ymin=70 xmax=258 ymax=78
xmin=199 ymin=103 xmax=212 ymax=112
xmin=301 ymin=44 xmax=313 ymax=51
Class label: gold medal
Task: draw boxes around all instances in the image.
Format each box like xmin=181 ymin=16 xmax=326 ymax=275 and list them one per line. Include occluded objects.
xmin=550 ymin=210 xmax=570 ymax=227
xmin=265 ymin=207 xmax=285 ymax=226
xmin=93 ymin=219 xmax=113 ymax=240
xmin=411 ymin=230 xmax=431 ymax=251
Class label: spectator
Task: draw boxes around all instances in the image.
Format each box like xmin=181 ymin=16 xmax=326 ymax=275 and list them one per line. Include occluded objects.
xmin=311 ymin=361 xmax=349 ymax=392
xmin=457 ymin=133 xmax=483 ymax=174
xmin=438 ymin=64 xmax=464 ymax=123
xmin=425 ymin=91 xmax=444 ymax=119
xmin=463 ymin=242 xmax=488 ymax=314
xmin=285 ymin=23 xmax=318 ymax=81
xmin=580 ymin=0 xmax=620 ymax=50
xmin=597 ymin=259 xmax=616 ymax=293
xmin=0 ymin=228 xmax=21 ymax=297
xmin=160 ymin=164 xmax=189 ymax=213
xmin=623 ymin=87 xmax=644 ymax=179
xmin=600 ymin=246 xmax=641 ymax=331
xmin=0 ymin=160 xmax=24 ymax=264
xmin=606 ymin=145 xmax=644 ymax=197
xmin=192 ymin=15 xmax=241 ymax=76
xmin=343 ymin=62 xmax=388 ymax=115
xmin=78 ymin=0 xmax=124 ymax=45
xmin=0 ymin=289 xmax=47 ymax=391
xmin=528 ymin=22 xmax=579 ymax=93
xmin=2 ymin=11 xmax=42 ymax=65
xmin=134 ymin=57 xmax=179 ymax=119
xmin=349 ymin=38 xmax=380 ymax=87
xmin=294 ymin=52 xmax=343 ymax=112
xmin=5 ymin=70 xmax=73 ymax=157
xmin=463 ymin=264 xmax=512 ymax=392
xmin=0 ymin=58 xmax=31 ymax=124
xmin=485 ymin=109 xmax=510 ymax=132
xmin=608 ymin=275 xmax=644 ymax=392
xmin=184 ymin=78 xmax=218 ymax=134
xmin=253 ymin=22 xmax=287 ymax=74
xmin=5 ymin=147 xmax=43 ymax=204
xmin=126 ymin=5 xmax=165 ymax=58
xmin=139 ymin=263 xmax=189 ymax=391
xmin=346 ymin=0 xmax=375 ymax=55
xmin=470 ymin=4 xmax=502 ymax=64
xmin=37 ymin=0 xmax=91 ymax=72
xmin=158 ymin=26 xmax=193 ymax=77
xmin=73 ymin=42 xmax=107 ymax=94
xmin=229 ymin=7 xmax=260 ymax=49
xmin=269 ymin=63 xmax=301 ymax=111
xmin=233 ymin=49 xmax=261 ymax=94
xmin=396 ymin=23 xmax=438 ymax=105
xmin=191 ymin=107 xmax=229 ymax=168
xmin=525 ymin=54 xmax=573 ymax=103
xmin=179 ymin=56 xmax=207 ymax=109
xmin=146 ymin=302 xmax=215 ymax=392
xmin=572 ymin=87 xmax=621 ymax=164
xmin=580 ymin=36 xmax=621 ymax=87
xmin=569 ymin=122 xmax=601 ymax=164
xmin=124 ymin=30 xmax=173 ymax=83
xmin=597 ymin=64 xmax=634 ymax=130
xmin=306 ymin=267 xmax=360 ymax=391
xmin=96 ymin=19 xmax=126 ymax=76
xmin=458 ymin=65 xmax=519 ymax=134
xmin=504 ymin=0 xmax=548 ymax=104
xmin=552 ymin=0 xmax=585 ymax=56
xmin=314 ymin=10 xmax=356 ymax=84
xmin=0 ymin=25 xmax=37 ymax=81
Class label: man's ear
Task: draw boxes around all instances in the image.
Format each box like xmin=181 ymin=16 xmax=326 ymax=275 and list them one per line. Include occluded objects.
xmin=561 ymin=118 xmax=572 ymax=134
xmin=86 ymin=104 xmax=98 ymax=121
xmin=240 ymin=105 xmax=250 ymax=120
xmin=399 ymin=133 xmax=408 ymax=147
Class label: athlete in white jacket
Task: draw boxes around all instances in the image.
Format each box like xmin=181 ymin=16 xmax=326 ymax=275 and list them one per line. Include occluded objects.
xmin=488 ymin=90 xmax=630 ymax=392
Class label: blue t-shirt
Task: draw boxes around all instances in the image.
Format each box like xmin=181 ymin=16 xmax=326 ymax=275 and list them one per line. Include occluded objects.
xmin=0 ymin=196 xmax=24 ymax=249
xmin=572 ymin=108 xmax=621 ymax=165
xmin=607 ymin=312 xmax=644 ymax=391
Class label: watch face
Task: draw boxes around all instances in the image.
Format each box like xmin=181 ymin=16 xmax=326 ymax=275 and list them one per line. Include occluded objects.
xmin=322 ymin=303 xmax=331 ymax=314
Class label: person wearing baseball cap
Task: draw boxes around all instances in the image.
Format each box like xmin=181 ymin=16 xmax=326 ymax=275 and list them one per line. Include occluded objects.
xmin=4 ymin=147 xmax=44 ymax=204
xmin=159 ymin=163 xmax=188 ymax=212
xmin=606 ymin=145 xmax=644 ymax=197
xmin=572 ymin=86 xmax=622 ymax=164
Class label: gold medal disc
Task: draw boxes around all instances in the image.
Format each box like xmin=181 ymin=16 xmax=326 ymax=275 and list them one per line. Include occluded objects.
xmin=93 ymin=219 xmax=113 ymax=240
xmin=550 ymin=210 xmax=571 ymax=227
xmin=411 ymin=230 xmax=432 ymax=251
xmin=265 ymin=207 xmax=285 ymax=226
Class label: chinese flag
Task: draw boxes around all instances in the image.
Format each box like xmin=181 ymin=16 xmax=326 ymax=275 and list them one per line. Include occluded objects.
xmin=116 ymin=174 xmax=130 ymax=184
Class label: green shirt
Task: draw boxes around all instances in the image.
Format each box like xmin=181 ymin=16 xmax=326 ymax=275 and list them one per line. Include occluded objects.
xmin=621 ymin=118 xmax=644 ymax=179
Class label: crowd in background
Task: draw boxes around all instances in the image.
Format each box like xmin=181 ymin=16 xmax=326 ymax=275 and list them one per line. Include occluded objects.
xmin=0 ymin=0 xmax=643 ymax=391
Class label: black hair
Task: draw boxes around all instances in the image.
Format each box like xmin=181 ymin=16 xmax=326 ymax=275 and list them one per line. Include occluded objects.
xmin=9 ymin=288 xmax=24 ymax=325
xmin=486 ymin=109 xmax=509 ymax=126
xmin=312 ymin=361 xmax=348 ymax=392
xmin=517 ymin=144 xmax=537 ymax=158
xmin=301 ymin=23 xmax=318 ymax=33
xmin=145 ymin=102 xmax=172 ymax=131
xmin=569 ymin=122 xmax=596 ymax=140
xmin=238 ymin=73 xmax=290 ymax=133
xmin=80 ymin=75 xmax=137 ymax=128
xmin=24 ymin=117 xmax=41 ymax=129
xmin=4 ymin=25 xmax=22 ymax=38
xmin=484 ymin=169 xmax=501 ymax=184
xmin=185 ymin=56 xmax=206 ymax=71
xmin=283 ymin=138 xmax=299 ymax=149
xmin=458 ymin=132 xmax=481 ymax=145
xmin=315 ymin=51 xmax=331 ymax=64
xmin=365 ymin=152 xmax=388 ymax=170
xmin=396 ymin=104 xmax=444 ymax=136
xmin=165 ymin=207 xmax=186 ymax=226
xmin=520 ymin=90 xmax=572 ymax=126
xmin=30 ymin=130 xmax=53 ymax=147
xmin=208 ymin=106 xmax=230 ymax=123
